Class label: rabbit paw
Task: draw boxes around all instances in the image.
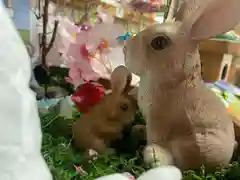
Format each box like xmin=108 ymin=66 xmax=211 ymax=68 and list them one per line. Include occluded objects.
xmin=143 ymin=144 xmax=173 ymax=167
xmin=88 ymin=149 xmax=99 ymax=160
xmin=137 ymin=166 xmax=182 ymax=180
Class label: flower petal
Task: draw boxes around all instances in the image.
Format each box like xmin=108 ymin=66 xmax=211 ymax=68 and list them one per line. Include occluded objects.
xmin=75 ymin=59 xmax=101 ymax=81
xmin=67 ymin=63 xmax=85 ymax=87
xmin=58 ymin=33 xmax=73 ymax=54
xmin=67 ymin=43 xmax=82 ymax=61
xmin=60 ymin=17 xmax=79 ymax=34
xmin=86 ymin=24 xmax=106 ymax=52
xmin=91 ymin=54 xmax=112 ymax=79
xmin=76 ymin=31 xmax=89 ymax=45
xmin=106 ymin=24 xmax=125 ymax=47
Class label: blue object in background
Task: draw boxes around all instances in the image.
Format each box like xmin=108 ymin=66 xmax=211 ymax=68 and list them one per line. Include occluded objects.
xmin=3 ymin=0 xmax=8 ymax=6
xmin=214 ymin=80 xmax=240 ymax=96
xmin=118 ymin=32 xmax=131 ymax=41
xmin=3 ymin=0 xmax=30 ymax=30
xmin=205 ymin=80 xmax=240 ymax=97
xmin=38 ymin=98 xmax=61 ymax=109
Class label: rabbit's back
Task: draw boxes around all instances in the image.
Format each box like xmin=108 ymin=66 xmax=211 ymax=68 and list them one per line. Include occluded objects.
xmin=171 ymin=83 xmax=235 ymax=168
xmin=180 ymin=83 xmax=233 ymax=133
xmin=72 ymin=116 xmax=97 ymax=150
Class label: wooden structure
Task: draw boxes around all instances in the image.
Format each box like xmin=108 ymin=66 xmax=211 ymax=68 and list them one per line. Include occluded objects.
xmin=4 ymin=0 xmax=14 ymax=18
xmin=4 ymin=0 xmax=12 ymax=7
xmin=51 ymin=0 xmax=98 ymax=9
xmin=50 ymin=0 xmax=157 ymax=32
xmin=233 ymin=24 xmax=240 ymax=87
xmin=199 ymin=39 xmax=240 ymax=83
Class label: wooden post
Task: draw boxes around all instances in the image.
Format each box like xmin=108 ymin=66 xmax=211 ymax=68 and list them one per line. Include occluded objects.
xmin=8 ymin=0 xmax=12 ymax=8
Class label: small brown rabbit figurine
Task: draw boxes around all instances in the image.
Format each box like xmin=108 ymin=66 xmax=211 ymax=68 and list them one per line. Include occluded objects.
xmin=72 ymin=65 xmax=137 ymax=154
xmin=124 ymin=0 xmax=240 ymax=170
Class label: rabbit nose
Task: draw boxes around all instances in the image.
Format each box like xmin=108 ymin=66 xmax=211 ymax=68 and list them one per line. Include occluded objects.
xmin=151 ymin=35 xmax=170 ymax=50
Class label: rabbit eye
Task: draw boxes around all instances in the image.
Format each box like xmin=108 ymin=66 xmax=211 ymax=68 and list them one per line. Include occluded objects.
xmin=120 ymin=103 xmax=128 ymax=111
xmin=151 ymin=35 xmax=170 ymax=51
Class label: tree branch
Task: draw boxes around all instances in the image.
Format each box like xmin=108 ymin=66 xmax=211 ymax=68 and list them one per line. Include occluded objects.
xmin=31 ymin=8 xmax=42 ymax=20
xmin=41 ymin=0 xmax=49 ymax=69
xmin=46 ymin=20 xmax=59 ymax=55
xmin=40 ymin=0 xmax=59 ymax=97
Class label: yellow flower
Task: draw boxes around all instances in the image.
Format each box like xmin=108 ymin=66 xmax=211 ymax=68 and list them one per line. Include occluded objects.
xmin=102 ymin=39 xmax=109 ymax=48
xmin=72 ymin=33 xmax=76 ymax=40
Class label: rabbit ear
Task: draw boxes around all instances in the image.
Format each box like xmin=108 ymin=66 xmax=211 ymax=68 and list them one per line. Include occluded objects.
xmin=128 ymin=86 xmax=138 ymax=100
xmin=177 ymin=0 xmax=240 ymax=40
xmin=110 ymin=65 xmax=132 ymax=95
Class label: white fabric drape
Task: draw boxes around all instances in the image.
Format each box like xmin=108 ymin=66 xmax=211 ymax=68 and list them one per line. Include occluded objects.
xmin=0 ymin=2 xmax=52 ymax=180
xmin=96 ymin=166 xmax=182 ymax=180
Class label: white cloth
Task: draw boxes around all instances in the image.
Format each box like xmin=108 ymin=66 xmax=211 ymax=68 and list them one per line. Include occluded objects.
xmin=137 ymin=166 xmax=182 ymax=180
xmin=96 ymin=174 xmax=129 ymax=180
xmin=95 ymin=166 xmax=182 ymax=180
xmin=0 ymin=2 xmax=52 ymax=180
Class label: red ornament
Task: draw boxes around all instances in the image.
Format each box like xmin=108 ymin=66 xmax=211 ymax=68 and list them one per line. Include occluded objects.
xmin=71 ymin=82 xmax=105 ymax=113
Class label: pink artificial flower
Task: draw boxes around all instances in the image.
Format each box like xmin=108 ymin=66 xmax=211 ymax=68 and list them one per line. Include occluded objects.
xmin=65 ymin=62 xmax=84 ymax=88
xmin=86 ymin=23 xmax=125 ymax=52
xmin=46 ymin=17 xmax=79 ymax=66
xmin=58 ymin=17 xmax=80 ymax=55
xmin=64 ymin=5 xmax=125 ymax=87
xmin=65 ymin=29 xmax=100 ymax=88
xmin=67 ymin=30 xmax=90 ymax=62
xmin=85 ymin=5 xmax=125 ymax=52
xmin=65 ymin=56 xmax=100 ymax=88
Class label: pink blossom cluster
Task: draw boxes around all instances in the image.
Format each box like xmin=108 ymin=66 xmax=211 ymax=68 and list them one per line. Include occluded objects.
xmin=57 ymin=5 xmax=125 ymax=88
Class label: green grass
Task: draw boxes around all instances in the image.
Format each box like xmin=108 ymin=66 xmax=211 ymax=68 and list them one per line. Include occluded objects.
xmin=18 ymin=29 xmax=29 ymax=42
xmin=41 ymin=111 xmax=147 ymax=180
xmin=41 ymin=110 xmax=240 ymax=180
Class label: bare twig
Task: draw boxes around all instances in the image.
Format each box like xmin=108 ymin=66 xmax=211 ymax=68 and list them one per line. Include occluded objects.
xmin=41 ymin=0 xmax=59 ymax=66
xmin=41 ymin=0 xmax=50 ymax=97
xmin=46 ymin=20 xmax=59 ymax=55
xmin=31 ymin=8 xmax=42 ymax=19
xmin=40 ymin=0 xmax=59 ymax=97
xmin=41 ymin=0 xmax=49 ymax=69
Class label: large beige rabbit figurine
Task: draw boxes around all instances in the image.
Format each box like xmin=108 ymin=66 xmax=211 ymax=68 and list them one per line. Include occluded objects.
xmin=124 ymin=0 xmax=240 ymax=170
